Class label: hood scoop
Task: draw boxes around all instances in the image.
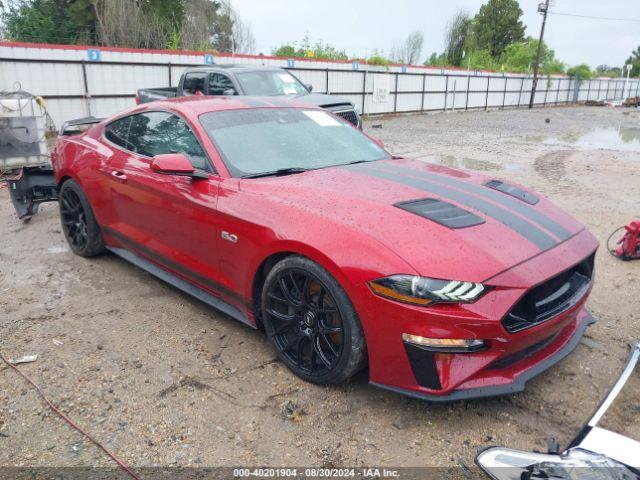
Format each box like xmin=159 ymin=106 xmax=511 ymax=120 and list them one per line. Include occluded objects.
xmin=395 ymin=198 xmax=485 ymax=229
xmin=484 ymin=180 xmax=539 ymax=205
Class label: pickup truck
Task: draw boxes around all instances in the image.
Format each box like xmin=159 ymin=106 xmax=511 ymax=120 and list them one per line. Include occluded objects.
xmin=136 ymin=65 xmax=361 ymax=128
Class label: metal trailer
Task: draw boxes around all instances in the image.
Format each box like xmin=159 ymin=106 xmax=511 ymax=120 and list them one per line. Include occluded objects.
xmin=2 ymin=95 xmax=101 ymax=220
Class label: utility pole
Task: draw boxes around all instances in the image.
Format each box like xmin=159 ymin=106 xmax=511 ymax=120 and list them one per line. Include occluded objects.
xmin=529 ymin=0 xmax=550 ymax=108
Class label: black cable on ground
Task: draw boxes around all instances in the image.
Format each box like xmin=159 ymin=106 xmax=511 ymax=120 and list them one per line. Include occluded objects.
xmin=0 ymin=351 xmax=141 ymax=480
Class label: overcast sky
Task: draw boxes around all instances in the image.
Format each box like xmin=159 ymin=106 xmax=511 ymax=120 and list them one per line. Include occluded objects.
xmin=233 ymin=0 xmax=639 ymax=68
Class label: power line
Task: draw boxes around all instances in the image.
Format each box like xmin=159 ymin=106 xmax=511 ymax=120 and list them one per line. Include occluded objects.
xmin=549 ymin=11 xmax=640 ymax=22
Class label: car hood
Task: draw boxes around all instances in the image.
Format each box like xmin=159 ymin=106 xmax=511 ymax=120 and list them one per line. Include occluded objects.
xmin=290 ymin=92 xmax=354 ymax=109
xmin=241 ymin=158 xmax=585 ymax=283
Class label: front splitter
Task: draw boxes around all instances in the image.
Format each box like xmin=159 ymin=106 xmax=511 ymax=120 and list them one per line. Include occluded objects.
xmin=371 ymin=311 xmax=596 ymax=402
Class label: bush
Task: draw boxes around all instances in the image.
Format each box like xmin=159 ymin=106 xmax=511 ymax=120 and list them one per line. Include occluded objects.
xmin=367 ymin=55 xmax=390 ymax=67
xmin=566 ymin=64 xmax=593 ymax=79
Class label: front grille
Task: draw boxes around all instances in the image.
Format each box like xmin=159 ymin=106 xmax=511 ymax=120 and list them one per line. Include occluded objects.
xmin=333 ymin=109 xmax=359 ymax=127
xmin=503 ymin=253 xmax=595 ymax=333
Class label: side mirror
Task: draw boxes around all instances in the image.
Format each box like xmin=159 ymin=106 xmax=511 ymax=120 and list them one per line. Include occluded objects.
xmin=150 ymin=154 xmax=207 ymax=179
xmin=305 ymin=83 xmax=313 ymax=92
xmin=223 ymin=88 xmax=236 ymax=96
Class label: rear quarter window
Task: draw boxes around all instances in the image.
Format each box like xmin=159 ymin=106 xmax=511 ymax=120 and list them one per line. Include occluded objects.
xmin=104 ymin=116 xmax=133 ymax=149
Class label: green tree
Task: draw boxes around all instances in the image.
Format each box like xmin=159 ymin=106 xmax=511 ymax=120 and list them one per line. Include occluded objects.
xmin=443 ymin=10 xmax=472 ymax=66
xmin=467 ymin=49 xmax=498 ymax=70
xmin=625 ymin=46 xmax=640 ymax=77
xmin=367 ymin=49 xmax=391 ymax=67
xmin=144 ymin=0 xmax=185 ymax=38
xmin=473 ymin=0 xmax=525 ymax=58
xmin=271 ymin=34 xmax=348 ymax=61
xmin=499 ymin=37 xmax=564 ymax=74
xmin=542 ymin=59 xmax=565 ymax=75
xmin=2 ymin=0 xmax=242 ymax=51
xmin=566 ymin=64 xmax=593 ymax=79
xmin=424 ymin=51 xmax=448 ymax=67
xmin=367 ymin=55 xmax=390 ymax=67
xmin=595 ymin=65 xmax=622 ymax=78
xmin=209 ymin=2 xmax=233 ymax=52
xmin=272 ymin=44 xmax=295 ymax=57
xmin=2 ymin=0 xmax=97 ymax=44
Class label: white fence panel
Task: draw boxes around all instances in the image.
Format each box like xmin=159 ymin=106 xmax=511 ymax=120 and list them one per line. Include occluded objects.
xmin=396 ymin=93 xmax=420 ymax=112
xmin=397 ymin=74 xmax=422 ymax=92
xmin=3 ymin=42 xmax=639 ymax=127
xmin=289 ymin=70 xmax=327 ymax=93
xmin=425 ymin=92 xmax=446 ymax=110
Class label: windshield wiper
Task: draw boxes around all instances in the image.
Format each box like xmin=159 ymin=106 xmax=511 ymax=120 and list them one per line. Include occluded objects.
xmin=241 ymin=167 xmax=308 ymax=179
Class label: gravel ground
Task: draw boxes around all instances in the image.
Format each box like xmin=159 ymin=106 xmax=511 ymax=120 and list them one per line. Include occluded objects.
xmin=0 ymin=105 xmax=638 ymax=473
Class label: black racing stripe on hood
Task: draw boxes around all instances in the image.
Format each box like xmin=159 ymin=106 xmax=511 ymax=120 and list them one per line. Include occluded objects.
xmin=379 ymin=163 xmax=572 ymax=240
xmin=345 ymin=163 xmax=558 ymax=250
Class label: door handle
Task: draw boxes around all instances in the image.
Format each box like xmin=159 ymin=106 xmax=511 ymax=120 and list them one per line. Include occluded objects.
xmin=111 ymin=170 xmax=127 ymax=183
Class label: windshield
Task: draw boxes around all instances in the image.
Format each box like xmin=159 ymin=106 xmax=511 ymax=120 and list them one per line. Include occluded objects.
xmin=235 ymin=71 xmax=309 ymax=96
xmin=199 ymin=108 xmax=389 ymax=177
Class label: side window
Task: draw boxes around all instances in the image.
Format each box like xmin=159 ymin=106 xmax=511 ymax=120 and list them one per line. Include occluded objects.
xmin=182 ymin=72 xmax=207 ymax=95
xmin=104 ymin=116 xmax=133 ymax=149
xmin=209 ymin=73 xmax=237 ymax=95
xmin=126 ymin=112 xmax=210 ymax=171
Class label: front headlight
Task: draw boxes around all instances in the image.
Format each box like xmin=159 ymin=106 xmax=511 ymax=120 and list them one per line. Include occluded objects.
xmin=368 ymin=275 xmax=486 ymax=306
xmin=353 ymin=103 xmax=361 ymax=115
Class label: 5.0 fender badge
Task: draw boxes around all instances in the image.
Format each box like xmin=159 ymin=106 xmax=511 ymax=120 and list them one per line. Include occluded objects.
xmin=221 ymin=231 xmax=238 ymax=243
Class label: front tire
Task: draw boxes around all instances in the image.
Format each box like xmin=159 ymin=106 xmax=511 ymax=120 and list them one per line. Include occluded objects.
xmin=261 ymin=255 xmax=367 ymax=384
xmin=59 ymin=179 xmax=105 ymax=257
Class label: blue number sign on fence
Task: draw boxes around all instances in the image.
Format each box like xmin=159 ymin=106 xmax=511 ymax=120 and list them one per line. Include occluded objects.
xmin=352 ymin=61 xmax=360 ymax=71
xmin=87 ymin=49 xmax=101 ymax=62
xmin=204 ymin=54 xmax=215 ymax=65
xmin=287 ymin=58 xmax=295 ymax=68
xmin=401 ymin=65 xmax=407 ymax=73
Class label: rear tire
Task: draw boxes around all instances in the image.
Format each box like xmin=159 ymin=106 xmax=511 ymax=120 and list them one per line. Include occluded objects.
xmin=261 ymin=255 xmax=367 ymax=384
xmin=59 ymin=179 xmax=105 ymax=257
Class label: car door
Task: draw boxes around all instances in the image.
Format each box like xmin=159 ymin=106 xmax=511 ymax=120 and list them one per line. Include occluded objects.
xmin=102 ymin=110 xmax=227 ymax=294
xmin=208 ymin=73 xmax=238 ymax=96
xmin=181 ymin=71 xmax=207 ymax=96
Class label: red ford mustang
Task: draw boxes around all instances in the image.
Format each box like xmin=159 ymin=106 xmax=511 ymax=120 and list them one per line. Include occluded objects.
xmin=51 ymin=96 xmax=598 ymax=401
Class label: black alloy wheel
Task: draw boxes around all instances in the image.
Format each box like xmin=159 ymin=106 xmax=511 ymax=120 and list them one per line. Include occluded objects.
xmin=59 ymin=179 xmax=105 ymax=257
xmin=262 ymin=256 xmax=366 ymax=384
xmin=61 ymin=188 xmax=88 ymax=250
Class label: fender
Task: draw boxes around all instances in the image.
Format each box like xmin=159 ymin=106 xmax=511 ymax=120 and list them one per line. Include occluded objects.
xmin=243 ymin=235 xmax=419 ymax=322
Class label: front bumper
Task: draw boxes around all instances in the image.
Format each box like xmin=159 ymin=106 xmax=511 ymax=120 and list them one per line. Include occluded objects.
xmin=356 ymin=228 xmax=598 ymax=401
xmin=371 ymin=310 xmax=595 ymax=401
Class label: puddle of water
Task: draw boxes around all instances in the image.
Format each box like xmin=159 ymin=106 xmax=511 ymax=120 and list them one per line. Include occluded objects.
xmin=526 ymin=127 xmax=640 ymax=152
xmin=416 ymin=154 xmax=523 ymax=173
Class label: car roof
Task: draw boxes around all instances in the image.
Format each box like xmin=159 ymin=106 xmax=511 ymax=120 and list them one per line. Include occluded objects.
xmin=135 ymin=96 xmax=319 ymax=117
xmin=184 ymin=64 xmax=284 ymax=73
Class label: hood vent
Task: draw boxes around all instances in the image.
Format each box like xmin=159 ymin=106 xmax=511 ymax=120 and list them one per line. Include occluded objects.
xmin=395 ymin=198 xmax=485 ymax=229
xmin=484 ymin=180 xmax=539 ymax=205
